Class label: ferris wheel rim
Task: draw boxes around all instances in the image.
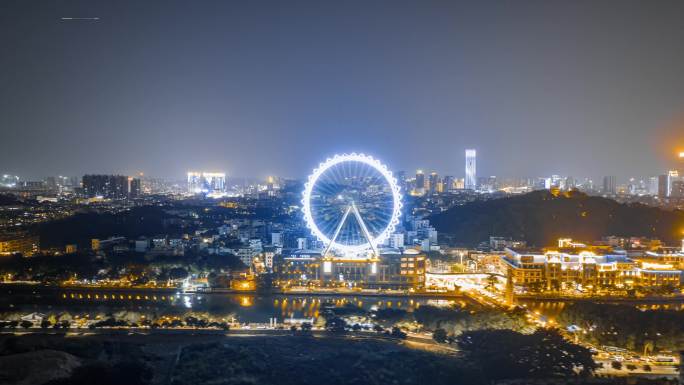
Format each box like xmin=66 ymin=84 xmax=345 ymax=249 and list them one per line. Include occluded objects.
xmin=301 ymin=153 xmax=402 ymax=254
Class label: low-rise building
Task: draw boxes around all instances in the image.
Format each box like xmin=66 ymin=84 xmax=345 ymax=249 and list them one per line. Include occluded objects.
xmin=274 ymin=248 xmax=427 ymax=290
xmin=501 ymin=243 xmax=684 ymax=291
xmin=0 ymin=233 xmax=39 ymax=256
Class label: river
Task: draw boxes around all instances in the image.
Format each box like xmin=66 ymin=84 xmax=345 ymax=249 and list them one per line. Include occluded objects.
xmin=0 ymin=285 xmax=472 ymax=323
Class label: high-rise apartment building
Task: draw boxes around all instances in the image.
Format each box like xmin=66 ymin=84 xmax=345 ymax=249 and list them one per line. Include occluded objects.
xmin=658 ymin=174 xmax=669 ymax=198
xmin=672 ymin=180 xmax=684 ymax=198
xmin=465 ymin=149 xmax=477 ymax=190
xmin=667 ymin=170 xmax=680 ymax=197
xmin=442 ymin=175 xmax=454 ymax=193
xmin=649 ymin=176 xmax=659 ymax=196
xmin=602 ymin=176 xmax=616 ymax=195
xmin=128 ymin=177 xmax=141 ymax=198
xmin=428 ymin=172 xmax=439 ymax=194
xmin=82 ymin=175 xmax=139 ymax=199
xmin=415 ymin=170 xmax=426 ymax=195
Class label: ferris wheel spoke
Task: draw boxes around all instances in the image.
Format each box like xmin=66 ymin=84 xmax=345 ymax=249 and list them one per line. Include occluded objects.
xmin=314 ymin=181 xmax=337 ymax=199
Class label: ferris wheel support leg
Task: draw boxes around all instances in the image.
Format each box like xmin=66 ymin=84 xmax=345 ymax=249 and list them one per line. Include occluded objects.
xmin=351 ymin=202 xmax=380 ymax=257
xmin=323 ymin=205 xmax=352 ymax=257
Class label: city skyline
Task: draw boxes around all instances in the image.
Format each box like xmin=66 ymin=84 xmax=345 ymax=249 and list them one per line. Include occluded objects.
xmin=4 ymin=2 xmax=684 ymax=384
xmin=3 ymin=144 xmax=684 ymax=184
xmin=3 ymin=1 xmax=684 ymax=180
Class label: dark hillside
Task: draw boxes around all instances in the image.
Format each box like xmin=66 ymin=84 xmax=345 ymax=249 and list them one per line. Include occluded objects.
xmin=430 ymin=190 xmax=684 ymax=247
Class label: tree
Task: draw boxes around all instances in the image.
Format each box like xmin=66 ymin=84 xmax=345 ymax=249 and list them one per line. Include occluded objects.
xmin=485 ymin=274 xmax=498 ymax=290
xmin=169 ymin=267 xmax=189 ymax=281
xmin=390 ymin=327 xmax=407 ymax=339
xmin=433 ymin=328 xmax=448 ymax=343
xmin=457 ymin=328 xmax=598 ymax=381
xmin=325 ymin=317 xmax=347 ymax=333
xmin=557 ymin=302 xmax=684 ymax=353
xmin=256 ymin=273 xmax=274 ymax=293
xmin=185 ymin=316 xmax=199 ymax=328
xmin=372 ymin=308 xmax=409 ymax=325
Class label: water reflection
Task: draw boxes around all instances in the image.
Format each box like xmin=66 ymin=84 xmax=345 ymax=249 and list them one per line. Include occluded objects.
xmin=0 ymin=286 xmax=470 ymax=324
xmin=517 ymin=298 xmax=684 ymax=319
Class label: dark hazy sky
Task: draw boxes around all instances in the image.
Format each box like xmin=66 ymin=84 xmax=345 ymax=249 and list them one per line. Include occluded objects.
xmin=2 ymin=0 xmax=684 ymax=180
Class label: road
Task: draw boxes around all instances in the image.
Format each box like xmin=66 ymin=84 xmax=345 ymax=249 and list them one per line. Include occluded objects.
xmin=595 ymin=359 xmax=678 ymax=379
xmin=0 ymin=326 xmax=444 ymax=346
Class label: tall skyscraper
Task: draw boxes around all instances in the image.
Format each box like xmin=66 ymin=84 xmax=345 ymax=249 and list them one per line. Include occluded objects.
xmin=415 ymin=170 xmax=426 ymax=195
xmin=442 ymin=175 xmax=454 ymax=193
xmin=648 ymin=176 xmax=659 ymax=196
xmin=415 ymin=170 xmax=425 ymax=188
xmin=667 ymin=170 xmax=680 ymax=197
xmin=128 ymin=177 xmax=141 ymax=198
xmin=658 ymin=174 xmax=669 ymax=198
xmin=602 ymin=176 xmax=616 ymax=195
xmin=428 ymin=172 xmax=439 ymax=194
xmin=465 ymin=149 xmax=477 ymax=190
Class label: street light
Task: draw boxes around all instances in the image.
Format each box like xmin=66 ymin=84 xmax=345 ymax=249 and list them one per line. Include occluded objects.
xmin=679 ymin=151 xmax=684 ymax=158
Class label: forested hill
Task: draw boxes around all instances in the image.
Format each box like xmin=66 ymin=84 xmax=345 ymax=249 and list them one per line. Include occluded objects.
xmin=429 ymin=190 xmax=684 ymax=247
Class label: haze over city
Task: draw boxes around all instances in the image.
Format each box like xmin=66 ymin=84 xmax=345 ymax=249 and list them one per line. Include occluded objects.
xmin=3 ymin=0 xmax=684 ymax=179
xmin=5 ymin=2 xmax=684 ymax=385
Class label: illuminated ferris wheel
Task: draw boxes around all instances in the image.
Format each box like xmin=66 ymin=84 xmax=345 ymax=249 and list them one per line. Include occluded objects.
xmin=301 ymin=153 xmax=402 ymax=257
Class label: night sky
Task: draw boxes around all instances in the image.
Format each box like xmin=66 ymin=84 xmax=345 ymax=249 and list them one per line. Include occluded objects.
xmin=2 ymin=0 xmax=684 ymax=180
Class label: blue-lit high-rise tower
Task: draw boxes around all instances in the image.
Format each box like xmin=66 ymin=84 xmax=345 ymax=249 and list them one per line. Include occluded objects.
xmin=465 ymin=149 xmax=477 ymax=190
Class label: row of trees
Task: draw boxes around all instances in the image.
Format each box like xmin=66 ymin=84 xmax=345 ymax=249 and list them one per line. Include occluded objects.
xmin=323 ymin=316 xmax=407 ymax=338
xmin=456 ymin=328 xmax=598 ymax=381
xmin=88 ymin=316 xmax=230 ymax=330
xmin=558 ymin=302 xmax=684 ymax=353
xmin=0 ymin=316 xmax=230 ymax=330
xmin=0 ymin=320 xmax=70 ymax=329
xmin=373 ymin=304 xmax=528 ymax=335
xmin=0 ymin=247 xmax=246 ymax=285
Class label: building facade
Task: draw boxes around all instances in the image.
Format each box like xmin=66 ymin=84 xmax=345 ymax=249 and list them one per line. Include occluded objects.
xmin=501 ymin=246 xmax=684 ymax=291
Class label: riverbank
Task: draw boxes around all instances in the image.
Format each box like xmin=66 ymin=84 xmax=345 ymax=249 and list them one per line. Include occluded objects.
xmin=0 ymin=282 xmax=468 ymax=299
xmin=517 ymin=294 xmax=684 ymax=303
